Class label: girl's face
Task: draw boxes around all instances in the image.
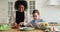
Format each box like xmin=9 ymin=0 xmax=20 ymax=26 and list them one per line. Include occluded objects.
xmin=33 ymin=13 xmax=39 ymax=20
xmin=18 ymin=5 xmax=24 ymax=12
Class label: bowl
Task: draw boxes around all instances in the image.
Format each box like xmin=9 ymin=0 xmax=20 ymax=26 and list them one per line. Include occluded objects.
xmin=0 ymin=24 xmax=10 ymax=31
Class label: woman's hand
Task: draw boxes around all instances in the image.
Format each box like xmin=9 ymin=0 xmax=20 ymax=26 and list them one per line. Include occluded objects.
xmin=19 ymin=22 xmax=24 ymax=26
xmin=12 ymin=22 xmax=17 ymax=27
xmin=11 ymin=22 xmax=18 ymax=28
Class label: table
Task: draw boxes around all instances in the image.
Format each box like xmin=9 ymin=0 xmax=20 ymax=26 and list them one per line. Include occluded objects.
xmin=0 ymin=24 xmax=60 ymax=32
xmin=0 ymin=29 xmax=45 ymax=32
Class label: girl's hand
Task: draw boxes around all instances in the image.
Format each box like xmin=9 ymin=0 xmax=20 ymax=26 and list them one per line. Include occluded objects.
xmin=36 ymin=22 xmax=42 ymax=26
xmin=36 ymin=22 xmax=43 ymax=27
xmin=37 ymin=22 xmax=42 ymax=25
xmin=28 ymin=23 xmax=33 ymax=27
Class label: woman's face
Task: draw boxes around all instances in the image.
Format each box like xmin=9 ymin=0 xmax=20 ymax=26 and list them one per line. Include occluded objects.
xmin=18 ymin=5 xmax=24 ymax=12
xmin=33 ymin=13 xmax=39 ymax=20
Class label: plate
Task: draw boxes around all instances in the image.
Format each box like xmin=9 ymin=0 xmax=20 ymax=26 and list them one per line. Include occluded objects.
xmin=19 ymin=27 xmax=35 ymax=31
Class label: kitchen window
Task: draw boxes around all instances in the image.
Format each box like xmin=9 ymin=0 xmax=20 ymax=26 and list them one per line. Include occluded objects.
xmin=8 ymin=2 xmax=13 ymax=24
xmin=28 ymin=0 xmax=35 ymax=21
xmin=29 ymin=1 xmax=35 ymax=15
xmin=8 ymin=2 xmax=13 ymax=16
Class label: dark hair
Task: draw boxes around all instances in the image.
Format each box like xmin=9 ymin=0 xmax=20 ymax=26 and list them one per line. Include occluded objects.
xmin=32 ymin=9 xmax=40 ymax=15
xmin=15 ymin=1 xmax=27 ymax=10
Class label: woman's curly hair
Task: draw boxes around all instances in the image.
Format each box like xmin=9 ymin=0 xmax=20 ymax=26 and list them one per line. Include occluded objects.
xmin=15 ymin=1 xmax=27 ymax=10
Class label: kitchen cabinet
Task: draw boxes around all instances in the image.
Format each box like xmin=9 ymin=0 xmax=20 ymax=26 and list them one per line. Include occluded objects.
xmin=0 ymin=1 xmax=8 ymax=24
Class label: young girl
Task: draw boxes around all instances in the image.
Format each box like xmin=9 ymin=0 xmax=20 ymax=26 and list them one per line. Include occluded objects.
xmin=27 ymin=9 xmax=45 ymax=28
xmin=27 ymin=9 xmax=59 ymax=31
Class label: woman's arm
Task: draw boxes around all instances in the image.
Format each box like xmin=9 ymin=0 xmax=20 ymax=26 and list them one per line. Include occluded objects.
xmin=23 ymin=11 xmax=28 ymax=26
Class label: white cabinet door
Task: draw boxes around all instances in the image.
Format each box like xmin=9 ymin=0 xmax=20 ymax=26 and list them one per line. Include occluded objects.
xmin=0 ymin=1 xmax=8 ymax=24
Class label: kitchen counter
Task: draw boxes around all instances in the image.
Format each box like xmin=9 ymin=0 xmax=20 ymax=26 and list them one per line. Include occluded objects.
xmin=49 ymin=24 xmax=60 ymax=26
xmin=0 ymin=24 xmax=60 ymax=32
xmin=0 ymin=29 xmax=45 ymax=32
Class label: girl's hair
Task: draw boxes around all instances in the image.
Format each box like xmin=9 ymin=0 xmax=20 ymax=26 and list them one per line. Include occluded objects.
xmin=15 ymin=1 xmax=27 ymax=10
xmin=32 ymin=9 xmax=40 ymax=15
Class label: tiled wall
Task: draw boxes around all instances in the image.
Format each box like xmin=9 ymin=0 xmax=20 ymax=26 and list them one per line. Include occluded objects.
xmin=36 ymin=0 xmax=60 ymax=23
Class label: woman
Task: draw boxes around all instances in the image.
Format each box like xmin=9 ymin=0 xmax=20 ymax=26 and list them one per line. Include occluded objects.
xmin=12 ymin=0 xmax=28 ymax=28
